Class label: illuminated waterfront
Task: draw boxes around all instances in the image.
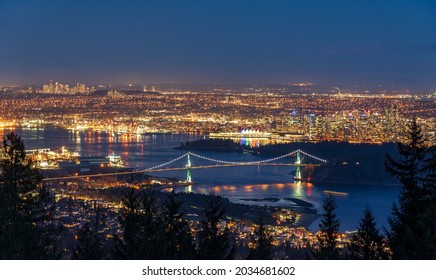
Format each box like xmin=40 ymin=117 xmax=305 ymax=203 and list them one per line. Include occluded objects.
xmin=1 ymin=87 xmax=435 ymax=146
xmin=1 ymin=126 xmax=400 ymax=231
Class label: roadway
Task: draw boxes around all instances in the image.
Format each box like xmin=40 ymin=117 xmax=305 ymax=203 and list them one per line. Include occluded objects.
xmin=42 ymin=163 xmax=320 ymax=181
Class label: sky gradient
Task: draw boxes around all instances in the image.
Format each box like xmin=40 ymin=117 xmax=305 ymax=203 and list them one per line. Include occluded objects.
xmin=0 ymin=0 xmax=435 ymax=89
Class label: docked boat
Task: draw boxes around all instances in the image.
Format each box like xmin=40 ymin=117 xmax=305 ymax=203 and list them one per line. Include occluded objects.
xmin=107 ymin=152 xmax=124 ymax=168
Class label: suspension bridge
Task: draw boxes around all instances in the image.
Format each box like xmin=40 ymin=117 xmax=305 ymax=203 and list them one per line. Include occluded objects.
xmin=42 ymin=149 xmax=327 ymax=183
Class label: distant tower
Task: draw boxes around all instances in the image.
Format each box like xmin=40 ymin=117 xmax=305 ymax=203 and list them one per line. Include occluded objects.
xmin=143 ymin=85 xmax=147 ymax=92
xmin=309 ymin=113 xmax=315 ymax=139
xmin=151 ymin=85 xmax=156 ymax=92
xmin=186 ymin=153 xmax=192 ymax=183
xmin=185 ymin=153 xmax=192 ymax=192
xmin=294 ymin=150 xmax=302 ymax=181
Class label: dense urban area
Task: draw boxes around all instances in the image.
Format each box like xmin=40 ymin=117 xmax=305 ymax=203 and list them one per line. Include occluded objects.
xmin=0 ymin=82 xmax=435 ymax=260
xmin=0 ymin=82 xmax=435 ymax=145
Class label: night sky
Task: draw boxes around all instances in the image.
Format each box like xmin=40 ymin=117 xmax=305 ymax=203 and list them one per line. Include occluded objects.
xmin=0 ymin=0 xmax=435 ymax=89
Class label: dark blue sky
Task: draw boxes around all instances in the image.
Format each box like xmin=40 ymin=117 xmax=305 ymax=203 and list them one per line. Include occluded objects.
xmin=1 ymin=0 xmax=435 ymax=89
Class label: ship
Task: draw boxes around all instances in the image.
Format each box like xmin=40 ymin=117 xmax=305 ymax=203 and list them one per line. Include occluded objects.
xmin=323 ymin=190 xmax=348 ymax=196
xmin=107 ymin=152 xmax=124 ymax=168
xmin=74 ymin=153 xmax=124 ymax=168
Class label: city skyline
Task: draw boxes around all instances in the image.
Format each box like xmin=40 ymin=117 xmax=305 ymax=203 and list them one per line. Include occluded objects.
xmin=0 ymin=0 xmax=435 ymax=265
xmin=1 ymin=0 xmax=436 ymax=90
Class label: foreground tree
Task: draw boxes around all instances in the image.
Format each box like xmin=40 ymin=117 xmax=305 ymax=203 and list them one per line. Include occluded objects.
xmin=73 ymin=222 xmax=104 ymax=260
xmin=248 ymin=210 xmax=273 ymax=260
xmin=312 ymin=195 xmax=341 ymax=259
xmin=162 ymin=192 xmax=196 ymax=259
xmin=348 ymin=207 xmax=388 ymax=259
xmin=0 ymin=132 xmax=58 ymax=259
xmin=117 ymin=188 xmax=166 ymax=259
xmin=421 ymin=144 xmax=436 ymax=259
xmin=197 ymin=194 xmax=230 ymax=259
xmin=385 ymin=117 xmax=436 ymax=259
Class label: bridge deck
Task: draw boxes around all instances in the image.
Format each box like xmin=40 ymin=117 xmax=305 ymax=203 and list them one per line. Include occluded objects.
xmin=42 ymin=163 xmax=321 ymax=181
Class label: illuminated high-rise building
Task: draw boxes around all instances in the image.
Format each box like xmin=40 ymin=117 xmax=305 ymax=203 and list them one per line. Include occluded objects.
xmin=40 ymin=81 xmax=94 ymax=94
xmin=143 ymin=85 xmax=147 ymax=92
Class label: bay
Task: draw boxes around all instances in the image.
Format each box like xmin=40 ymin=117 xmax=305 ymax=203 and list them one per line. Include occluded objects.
xmin=0 ymin=126 xmax=400 ymax=232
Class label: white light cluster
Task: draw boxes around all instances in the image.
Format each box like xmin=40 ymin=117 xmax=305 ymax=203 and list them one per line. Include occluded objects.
xmin=297 ymin=149 xmax=328 ymax=163
xmin=143 ymin=153 xmax=188 ymax=170
xmin=189 ymin=150 xmax=306 ymax=165
xmin=141 ymin=149 xmax=327 ymax=171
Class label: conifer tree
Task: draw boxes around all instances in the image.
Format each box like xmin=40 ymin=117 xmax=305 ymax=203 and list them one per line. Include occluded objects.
xmin=118 ymin=188 xmax=166 ymax=259
xmin=73 ymin=222 xmax=104 ymax=260
xmin=197 ymin=194 xmax=229 ymax=259
xmin=162 ymin=192 xmax=195 ymax=259
xmin=421 ymin=145 xmax=436 ymax=259
xmin=348 ymin=207 xmax=388 ymax=259
xmin=313 ymin=195 xmax=341 ymax=259
xmin=115 ymin=188 xmax=139 ymax=259
xmin=385 ymin=117 xmax=435 ymax=259
xmin=0 ymin=132 xmax=58 ymax=259
xmin=248 ymin=211 xmax=273 ymax=260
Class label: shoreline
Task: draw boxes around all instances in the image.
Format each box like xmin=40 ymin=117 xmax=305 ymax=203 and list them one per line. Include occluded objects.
xmin=311 ymin=180 xmax=401 ymax=187
xmin=297 ymin=213 xmax=321 ymax=228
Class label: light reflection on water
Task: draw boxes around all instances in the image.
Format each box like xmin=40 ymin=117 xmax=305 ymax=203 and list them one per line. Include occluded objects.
xmin=191 ymin=181 xmax=311 ymax=201
xmin=1 ymin=127 xmax=401 ymax=231
xmin=197 ymin=182 xmax=308 ymax=199
xmin=230 ymin=137 xmax=291 ymax=148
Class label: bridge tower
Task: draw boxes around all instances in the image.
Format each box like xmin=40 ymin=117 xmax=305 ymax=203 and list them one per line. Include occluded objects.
xmin=185 ymin=152 xmax=192 ymax=192
xmin=294 ymin=150 xmax=302 ymax=181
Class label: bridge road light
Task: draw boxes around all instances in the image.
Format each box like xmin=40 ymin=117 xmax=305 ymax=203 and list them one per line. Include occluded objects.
xmin=43 ymin=150 xmax=327 ymax=184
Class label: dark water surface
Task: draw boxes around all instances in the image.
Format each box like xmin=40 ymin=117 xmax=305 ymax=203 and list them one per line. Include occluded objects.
xmin=1 ymin=126 xmax=400 ymax=231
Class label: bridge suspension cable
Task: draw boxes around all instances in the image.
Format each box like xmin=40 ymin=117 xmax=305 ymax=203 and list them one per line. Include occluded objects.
xmin=142 ymin=153 xmax=188 ymax=171
xmin=39 ymin=149 xmax=327 ymax=181
xmin=188 ymin=151 xmax=297 ymax=165
xmin=130 ymin=149 xmax=327 ymax=174
xmin=297 ymin=149 xmax=328 ymax=163
xmin=187 ymin=149 xmax=326 ymax=165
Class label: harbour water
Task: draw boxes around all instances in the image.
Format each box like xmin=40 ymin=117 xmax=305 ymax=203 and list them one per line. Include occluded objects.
xmin=0 ymin=126 xmax=401 ymax=231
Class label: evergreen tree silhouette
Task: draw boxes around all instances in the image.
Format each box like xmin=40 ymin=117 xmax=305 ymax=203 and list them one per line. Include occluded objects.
xmin=248 ymin=209 xmax=273 ymax=259
xmin=0 ymin=132 xmax=59 ymax=259
xmin=162 ymin=191 xmax=195 ymax=259
xmin=312 ymin=195 xmax=341 ymax=259
xmin=118 ymin=188 xmax=166 ymax=259
xmin=348 ymin=207 xmax=388 ymax=259
xmin=73 ymin=222 xmax=104 ymax=259
xmin=197 ymin=194 xmax=229 ymax=259
xmin=385 ymin=117 xmax=435 ymax=259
